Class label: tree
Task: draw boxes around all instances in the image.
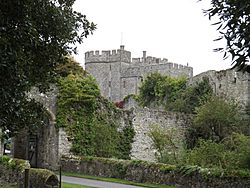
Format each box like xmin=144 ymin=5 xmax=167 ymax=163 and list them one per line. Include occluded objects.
xmin=168 ymin=77 xmax=213 ymax=113
xmin=202 ymin=0 xmax=250 ymax=72
xmin=138 ymin=73 xmax=186 ymax=107
xmin=55 ymin=56 xmax=87 ymax=78
xmin=192 ymin=96 xmax=240 ymax=144
xmin=149 ymin=124 xmax=184 ymax=164
xmin=0 ymin=0 xmax=95 ymax=135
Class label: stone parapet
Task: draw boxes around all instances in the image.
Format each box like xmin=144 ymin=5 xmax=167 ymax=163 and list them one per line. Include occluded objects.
xmin=85 ymin=46 xmax=131 ymax=64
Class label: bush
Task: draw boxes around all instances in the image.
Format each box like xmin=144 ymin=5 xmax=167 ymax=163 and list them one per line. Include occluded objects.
xmin=186 ymin=133 xmax=250 ymax=170
xmin=189 ymin=96 xmax=240 ymax=146
xmin=186 ymin=139 xmax=226 ymax=168
xmin=148 ymin=125 xmax=185 ymax=164
xmin=138 ymin=73 xmax=186 ymax=107
xmin=138 ymin=74 xmax=212 ymax=114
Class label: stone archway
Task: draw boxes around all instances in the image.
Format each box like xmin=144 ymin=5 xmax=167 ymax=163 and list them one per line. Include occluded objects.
xmin=12 ymin=108 xmax=59 ymax=170
xmin=36 ymin=108 xmax=59 ymax=170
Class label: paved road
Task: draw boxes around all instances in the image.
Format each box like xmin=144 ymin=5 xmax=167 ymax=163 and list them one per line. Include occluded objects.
xmin=61 ymin=175 xmax=146 ymax=188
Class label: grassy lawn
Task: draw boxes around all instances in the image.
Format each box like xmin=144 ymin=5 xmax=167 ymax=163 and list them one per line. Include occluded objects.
xmin=62 ymin=182 xmax=95 ymax=188
xmin=61 ymin=171 xmax=175 ymax=188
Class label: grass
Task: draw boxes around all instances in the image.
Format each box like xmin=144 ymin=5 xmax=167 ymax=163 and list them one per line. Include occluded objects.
xmin=1 ymin=185 xmax=18 ymax=188
xmin=61 ymin=171 xmax=175 ymax=188
xmin=1 ymin=183 xmax=93 ymax=188
xmin=62 ymin=182 xmax=95 ymax=188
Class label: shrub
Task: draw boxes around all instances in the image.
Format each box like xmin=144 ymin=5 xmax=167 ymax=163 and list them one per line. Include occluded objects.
xmin=148 ymin=125 xmax=185 ymax=164
xmin=186 ymin=133 xmax=250 ymax=170
xmin=190 ymin=96 xmax=240 ymax=146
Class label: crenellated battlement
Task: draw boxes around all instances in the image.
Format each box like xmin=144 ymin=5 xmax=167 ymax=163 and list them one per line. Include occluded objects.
xmin=85 ymin=45 xmax=131 ymax=64
xmin=121 ymin=62 xmax=193 ymax=78
xmin=85 ymin=46 xmax=193 ymax=102
xmin=132 ymin=56 xmax=169 ymax=65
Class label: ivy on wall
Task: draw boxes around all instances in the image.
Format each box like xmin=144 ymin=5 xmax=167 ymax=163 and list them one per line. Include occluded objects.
xmin=138 ymin=73 xmax=213 ymax=114
xmin=56 ymin=70 xmax=134 ymax=159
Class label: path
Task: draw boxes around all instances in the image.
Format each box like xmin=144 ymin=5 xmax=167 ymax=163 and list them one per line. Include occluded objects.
xmin=61 ymin=175 xmax=146 ymax=188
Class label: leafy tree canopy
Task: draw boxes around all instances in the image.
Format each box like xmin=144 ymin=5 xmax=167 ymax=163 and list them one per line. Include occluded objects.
xmin=138 ymin=73 xmax=212 ymax=113
xmin=0 ymin=0 xmax=95 ymax=135
xmin=138 ymin=73 xmax=186 ymax=107
xmin=202 ymin=0 xmax=250 ymax=71
xmin=193 ymin=96 xmax=240 ymax=143
xmin=55 ymin=56 xmax=87 ymax=78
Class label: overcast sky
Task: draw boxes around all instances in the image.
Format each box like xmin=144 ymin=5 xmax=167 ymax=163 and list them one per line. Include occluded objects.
xmin=73 ymin=0 xmax=231 ymax=75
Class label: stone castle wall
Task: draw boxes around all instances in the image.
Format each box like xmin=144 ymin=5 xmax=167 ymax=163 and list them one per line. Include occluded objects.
xmin=85 ymin=46 xmax=193 ymax=102
xmin=130 ymin=107 xmax=192 ymax=162
xmin=188 ymin=69 xmax=250 ymax=107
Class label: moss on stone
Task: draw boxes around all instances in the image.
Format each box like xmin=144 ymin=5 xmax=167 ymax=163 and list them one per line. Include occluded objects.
xmin=30 ymin=168 xmax=58 ymax=187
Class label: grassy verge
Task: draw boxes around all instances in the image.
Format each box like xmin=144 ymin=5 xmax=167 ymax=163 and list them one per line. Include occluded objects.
xmin=61 ymin=171 xmax=175 ymax=188
xmin=1 ymin=183 xmax=93 ymax=188
xmin=1 ymin=185 xmax=18 ymax=188
xmin=62 ymin=182 xmax=95 ymax=188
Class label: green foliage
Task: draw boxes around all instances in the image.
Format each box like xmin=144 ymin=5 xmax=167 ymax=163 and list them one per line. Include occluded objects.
xmin=186 ymin=133 xmax=250 ymax=170
xmin=57 ymin=74 xmax=100 ymax=113
xmin=116 ymin=125 xmax=135 ymax=159
xmin=148 ymin=125 xmax=184 ymax=164
xmin=138 ymin=74 xmax=212 ymax=113
xmin=0 ymin=0 xmax=95 ymax=135
xmin=186 ymin=139 xmax=226 ymax=169
xmin=0 ymin=156 xmax=30 ymax=171
xmin=57 ymin=73 xmax=99 ymax=156
xmin=192 ymin=96 xmax=240 ymax=143
xmin=57 ymin=75 xmax=134 ymax=159
xmin=30 ymin=168 xmax=58 ymax=187
xmin=55 ymin=56 xmax=87 ymax=78
xmin=201 ymin=0 xmax=250 ymax=72
xmin=168 ymin=77 xmax=213 ymax=113
xmin=138 ymin=73 xmax=186 ymax=107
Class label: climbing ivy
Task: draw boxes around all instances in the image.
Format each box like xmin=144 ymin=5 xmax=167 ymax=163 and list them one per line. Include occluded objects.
xmin=56 ymin=72 xmax=134 ymax=159
xmin=138 ymin=73 xmax=213 ymax=114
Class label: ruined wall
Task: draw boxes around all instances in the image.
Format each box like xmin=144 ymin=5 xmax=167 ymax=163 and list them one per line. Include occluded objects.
xmin=188 ymin=69 xmax=250 ymax=107
xmin=130 ymin=107 xmax=192 ymax=162
xmin=57 ymin=95 xmax=192 ymax=162
xmin=37 ymin=120 xmax=59 ymax=170
xmin=57 ymin=98 xmax=134 ymax=158
xmin=13 ymin=86 xmax=59 ymax=170
xmin=58 ymin=128 xmax=72 ymax=158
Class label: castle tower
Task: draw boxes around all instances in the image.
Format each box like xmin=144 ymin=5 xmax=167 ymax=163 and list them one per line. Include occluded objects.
xmin=85 ymin=46 xmax=193 ymax=102
xmin=85 ymin=46 xmax=131 ymax=101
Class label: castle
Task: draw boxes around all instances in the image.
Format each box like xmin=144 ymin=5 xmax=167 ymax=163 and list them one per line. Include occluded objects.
xmin=1 ymin=47 xmax=249 ymax=171
xmin=85 ymin=45 xmax=193 ymax=102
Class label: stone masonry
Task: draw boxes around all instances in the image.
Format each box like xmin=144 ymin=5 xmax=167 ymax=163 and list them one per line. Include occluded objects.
xmin=188 ymin=69 xmax=250 ymax=107
xmin=129 ymin=107 xmax=192 ymax=161
xmin=85 ymin=46 xmax=193 ymax=102
xmin=12 ymin=86 xmax=59 ymax=170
